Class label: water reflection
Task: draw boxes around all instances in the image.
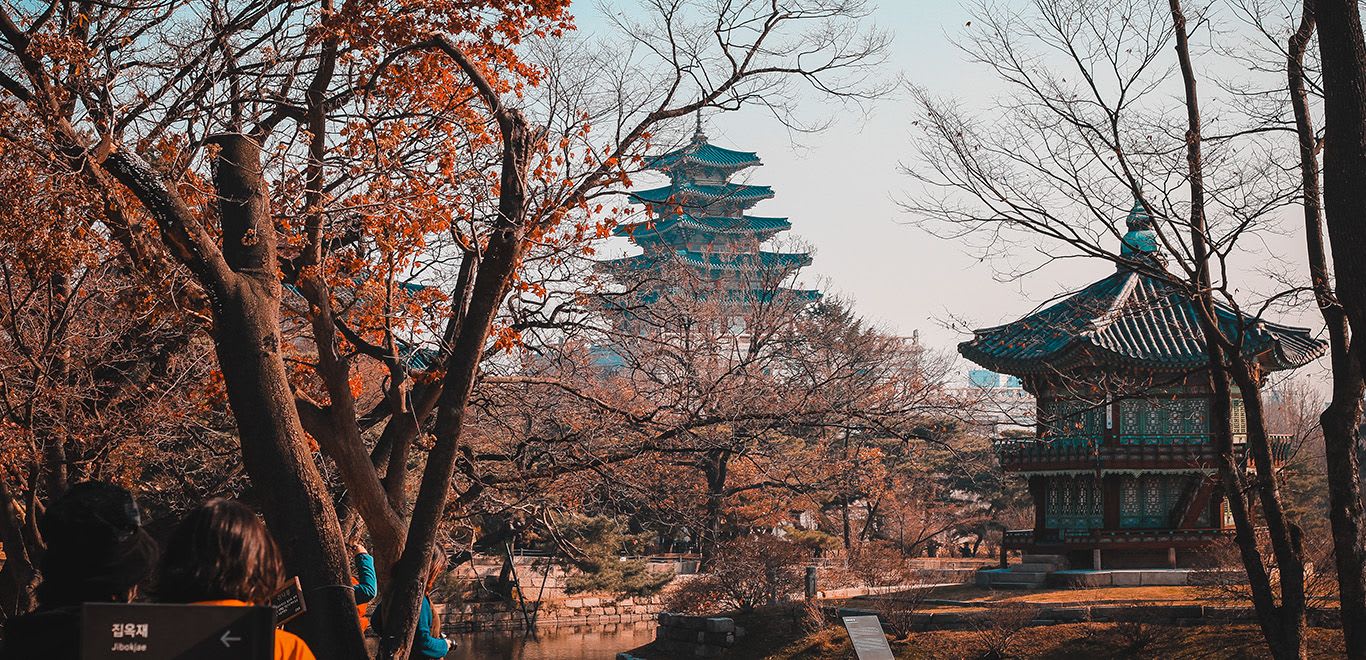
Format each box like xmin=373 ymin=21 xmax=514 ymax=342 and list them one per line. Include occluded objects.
xmin=448 ymin=621 xmax=656 ymax=660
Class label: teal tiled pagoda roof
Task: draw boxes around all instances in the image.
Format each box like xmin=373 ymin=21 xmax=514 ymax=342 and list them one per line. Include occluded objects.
xmin=630 ymin=182 xmax=775 ymax=206
xmin=600 ymin=249 xmax=812 ymax=274
xmin=612 ymin=214 xmax=791 ymax=239
xmin=650 ymin=140 xmax=762 ymax=171
xmin=959 ymin=255 xmax=1326 ymax=375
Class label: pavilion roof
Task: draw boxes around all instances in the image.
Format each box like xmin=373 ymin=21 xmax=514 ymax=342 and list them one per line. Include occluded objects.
xmin=959 ymin=267 xmax=1326 ymax=375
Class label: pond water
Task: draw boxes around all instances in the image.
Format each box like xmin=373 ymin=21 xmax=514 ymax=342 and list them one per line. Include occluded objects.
xmin=447 ymin=621 xmax=656 ymax=660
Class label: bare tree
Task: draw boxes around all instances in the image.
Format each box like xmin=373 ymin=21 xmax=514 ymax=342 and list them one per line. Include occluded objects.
xmin=903 ymin=0 xmax=1321 ymax=655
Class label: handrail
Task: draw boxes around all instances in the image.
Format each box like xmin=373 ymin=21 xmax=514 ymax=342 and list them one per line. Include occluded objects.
xmin=993 ymin=434 xmax=1293 ymax=468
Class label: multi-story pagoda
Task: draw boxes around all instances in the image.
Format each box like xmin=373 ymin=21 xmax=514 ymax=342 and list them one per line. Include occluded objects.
xmin=960 ymin=202 xmax=1326 ymax=572
xmin=599 ymin=119 xmax=819 ymax=301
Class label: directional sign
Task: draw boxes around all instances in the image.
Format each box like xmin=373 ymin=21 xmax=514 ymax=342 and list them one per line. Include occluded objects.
xmin=81 ymin=603 xmax=273 ymax=660
xmin=270 ymin=576 xmax=307 ymax=626
xmin=841 ymin=615 xmax=894 ymax=660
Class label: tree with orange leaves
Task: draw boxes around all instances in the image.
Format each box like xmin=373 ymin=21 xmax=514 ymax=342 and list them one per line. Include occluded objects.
xmin=0 ymin=0 xmax=889 ymax=656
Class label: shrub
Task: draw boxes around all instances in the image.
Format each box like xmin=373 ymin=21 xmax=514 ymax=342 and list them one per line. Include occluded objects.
xmin=664 ymin=535 xmax=809 ymax=613
xmin=969 ymin=606 xmax=1039 ymax=660
xmin=848 ymin=540 xmax=913 ymax=587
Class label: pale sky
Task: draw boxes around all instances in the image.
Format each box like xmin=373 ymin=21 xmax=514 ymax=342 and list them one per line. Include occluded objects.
xmin=578 ymin=0 xmax=1330 ymax=388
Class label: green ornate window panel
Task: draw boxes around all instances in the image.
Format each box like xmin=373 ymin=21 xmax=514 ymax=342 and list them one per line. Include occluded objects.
xmin=1043 ymin=475 xmax=1103 ymax=531
xmin=1039 ymin=399 xmax=1104 ymax=447
xmin=1118 ymin=474 xmax=1192 ymax=528
xmin=1117 ymin=397 xmax=1210 ymax=445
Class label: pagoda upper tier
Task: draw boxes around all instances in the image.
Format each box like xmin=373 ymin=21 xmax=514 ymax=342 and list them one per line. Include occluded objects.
xmin=601 ymin=121 xmax=818 ymax=300
xmin=959 ymin=202 xmax=1326 ymax=376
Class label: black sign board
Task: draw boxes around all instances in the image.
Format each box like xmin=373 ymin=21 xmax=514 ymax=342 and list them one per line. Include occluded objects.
xmin=81 ymin=603 xmax=274 ymax=660
xmin=270 ymin=576 xmax=307 ymax=626
xmin=841 ymin=615 xmax=894 ymax=660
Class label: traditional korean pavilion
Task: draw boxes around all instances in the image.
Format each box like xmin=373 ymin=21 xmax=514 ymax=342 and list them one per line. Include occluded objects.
xmin=599 ymin=119 xmax=819 ymax=302
xmin=960 ymin=202 xmax=1326 ymax=573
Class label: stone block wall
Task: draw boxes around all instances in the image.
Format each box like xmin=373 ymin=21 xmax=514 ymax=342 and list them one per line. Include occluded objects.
xmin=438 ymin=593 xmax=668 ymax=633
xmin=652 ymin=614 xmax=744 ymax=658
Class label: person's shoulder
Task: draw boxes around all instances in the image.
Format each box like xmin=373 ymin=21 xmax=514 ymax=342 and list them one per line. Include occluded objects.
xmin=274 ymin=629 xmax=317 ymax=660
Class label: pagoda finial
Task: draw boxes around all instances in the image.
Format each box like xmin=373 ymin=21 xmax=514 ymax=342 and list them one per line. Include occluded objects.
xmin=692 ymin=110 xmax=706 ymax=143
xmin=1120 ymin=197 xmax=1160 ymax=258
xmin=1126 ymin=198 xmax=1152 ymax=231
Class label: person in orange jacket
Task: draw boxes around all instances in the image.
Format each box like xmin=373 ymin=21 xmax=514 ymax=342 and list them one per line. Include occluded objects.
xmin=154 ymin=499 xmax=315 ymax=660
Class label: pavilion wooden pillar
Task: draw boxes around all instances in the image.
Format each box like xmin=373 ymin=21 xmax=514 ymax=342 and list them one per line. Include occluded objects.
xmin=1103 ymin=474 xmax=1121 ymax=529
xmin=1028 ymin=476 xmax=1048 ymax=533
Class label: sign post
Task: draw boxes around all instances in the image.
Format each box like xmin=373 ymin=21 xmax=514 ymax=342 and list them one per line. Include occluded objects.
xmin=841 ymin=615 xmax=894 ymax=660
xmin=81 ymin=603 xmax=274 ymax=660
xmin=270 ymin=576 xmax=307 ymax=626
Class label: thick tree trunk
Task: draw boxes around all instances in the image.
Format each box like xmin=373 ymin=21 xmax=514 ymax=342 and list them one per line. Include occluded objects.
xmin=212 ymin=280 xmax=366 ymax=659
xmin=1287 ymin=6 xmax=1366 ymax=655
xmin=1317 ymin=0 xmax=1366 ymax=347
xmin=207 ymin=135 xmax=366 ymax=659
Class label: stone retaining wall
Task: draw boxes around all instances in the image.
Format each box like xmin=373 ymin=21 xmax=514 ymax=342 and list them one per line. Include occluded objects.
xmin=437 ymin=594 xmax=668 ymax=633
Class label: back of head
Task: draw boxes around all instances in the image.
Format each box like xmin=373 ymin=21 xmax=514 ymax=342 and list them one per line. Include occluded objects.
xmin=36 ymin=481 xmax=158 ymax=609
xmin=155 ymin=499 xmax=284 ymax=605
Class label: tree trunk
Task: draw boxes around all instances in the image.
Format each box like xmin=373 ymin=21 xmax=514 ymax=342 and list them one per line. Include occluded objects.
xmin=700 ymin=449 xmax=731 ymax=570
xmin=207 ymin=134 xmax=366 ymax=659
xmin=1169 ymin=1 xmax=1305 ymax=656
xmin=1234 ymin=371 xmax=1309 ymax=659
xmin=1287 ymin=6 xmax=1366 ymax=655
xmin=1317 ymin=1 xmax=1366 ymax=353
xmin=0 ymin=479 xmax=36 ymax=617
xmin=375 ymin=107 xmax=531 ymax=660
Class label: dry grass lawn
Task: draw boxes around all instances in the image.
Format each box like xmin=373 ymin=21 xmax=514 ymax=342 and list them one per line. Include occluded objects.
xmin=774 ymin=623 xmax=1343 ymax=659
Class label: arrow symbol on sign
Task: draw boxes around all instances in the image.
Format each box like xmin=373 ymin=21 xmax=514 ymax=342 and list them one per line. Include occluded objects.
xmin=220 ymin=630 xmax=241 ymax=648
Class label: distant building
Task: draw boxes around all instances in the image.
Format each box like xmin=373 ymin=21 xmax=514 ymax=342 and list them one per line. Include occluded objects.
xmin=960 ymin=368 xmax=1035 ymax=434
xmin=960 ymin=200 xmax=1326 ymax=570
xmin=598 ymin=117 xmax=820 ymax=304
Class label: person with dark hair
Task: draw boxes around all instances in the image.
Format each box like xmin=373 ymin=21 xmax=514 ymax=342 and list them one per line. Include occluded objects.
xmin=155 ymin=498 xmax=315 ymax=660
xmin=0 ymin=481 xmax=159 ymax=660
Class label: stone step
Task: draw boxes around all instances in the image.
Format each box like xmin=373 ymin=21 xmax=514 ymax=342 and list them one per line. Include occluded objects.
xmin=1003 ymin=570 xmax=1050 ymax=581
xmin=987 ymin=579 xmax=1045 ymax=590
xmin=1021 ymin=554 xmax=1068 ymax=570
xmin=1011 ymin=563 xmax=1058 ymax=574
